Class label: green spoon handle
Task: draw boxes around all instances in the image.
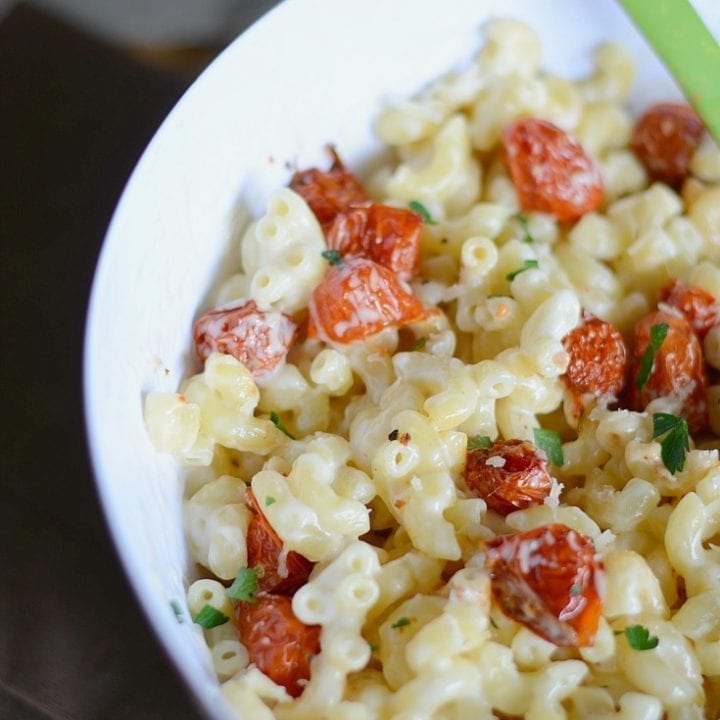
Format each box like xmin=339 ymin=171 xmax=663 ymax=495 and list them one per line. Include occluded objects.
xmin=618 ymin=0 xmax=720 ymax=141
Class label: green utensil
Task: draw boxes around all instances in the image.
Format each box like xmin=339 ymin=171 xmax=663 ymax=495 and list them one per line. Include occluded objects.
xmin=618 ymin=0 xmax=720 ymax=141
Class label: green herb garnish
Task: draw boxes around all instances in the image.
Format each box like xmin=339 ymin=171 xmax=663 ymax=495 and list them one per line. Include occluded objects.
xmin=194 ymin=604 xmax=230 ymax=629
xmin=636 ymin=322 xmax=669 ymax=390
xmin=569 ymin=584 xmax=583 ymax=596
xmin=391 ymin=616 xmax=411 ymax=629
xmin=265 ymin=496 xmax=276 ymax=507
xmin=514 ymin=213 xmax=534 ymax=243
xmin=368 ymin=642 xmax=380 ymax=652
xmin=270 ymin=411 xmax=296 ymax=439
xmin=410 ymin=336 xmax=427 ymax=351
xmin=408 ymin=200 xmax=436 ymax=224
xmin=652 ymin=413 xmax=689 ymax=474
xmin=506 ymin=259 xmax=539 ymax=281
xmin=321 ymin=249 xmax=343 ymax=266
xmin=623 ymin=624 xmax=659 ymax=651
xmin=170 ymin=599 xmax=184 ymax=623
xmin=533 ymin=428 xmax=564 ymax=467
xmin=468 ymin=435 xmax=492 ymax=450
xmin=227 ymin=567 xmax=259 ymax=604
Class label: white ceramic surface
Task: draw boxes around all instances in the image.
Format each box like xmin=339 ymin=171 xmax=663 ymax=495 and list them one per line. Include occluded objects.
xmin=83 ymin=1 xmax=716 ymax=718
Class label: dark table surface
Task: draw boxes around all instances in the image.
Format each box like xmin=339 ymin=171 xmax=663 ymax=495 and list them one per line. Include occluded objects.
xmin=0 ymin=3 xmax=274 ymax=718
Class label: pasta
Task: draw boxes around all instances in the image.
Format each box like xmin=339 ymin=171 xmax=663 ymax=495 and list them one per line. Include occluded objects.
xmin=237 ymin=188 xmax=328 ymax=314
xmin=144 ymin=18 xmax=720 ymax=720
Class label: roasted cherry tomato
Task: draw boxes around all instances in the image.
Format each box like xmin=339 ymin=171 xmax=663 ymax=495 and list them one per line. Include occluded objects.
xmin=502 ymin=118 xmax=603 ymax=221
xmin=308 ymin=257 xmax=426 ymax=344
xmin=562 ymin=310 xmax=628 ymax=402
xmin=631 ymin=103 xmax=704 ymax=187
xmin=289 ymin=147 xmax=368 ymax=229
xmin=464 ymin=439 xmax=552 ymax=516
xmin=658 ymin=278 xmax=720 ymax=339
xmin=326 ymin=203 xmax=422 ymax=281
xmin=236 ymin=593 xmax=320 ymax=697
xmin=193 ymin=300 xmax=296 ymax=381
xmin=626 ymin=310 xmax=708 ymax=433
xmin=485 ymin=523 xmax=602 ymax=647
xmin=245 ymin=490 xmax=313 ymax=596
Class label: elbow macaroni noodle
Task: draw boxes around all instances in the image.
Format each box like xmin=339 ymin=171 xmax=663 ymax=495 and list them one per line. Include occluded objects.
xmin=142 ymin=18 xmax=720 ymax=720
xmin=239 ymin=188 xmax=328 ymax=314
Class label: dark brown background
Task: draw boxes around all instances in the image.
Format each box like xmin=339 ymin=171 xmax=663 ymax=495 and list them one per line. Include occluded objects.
xmin=1 ymin=3 xmax=276 ymax=717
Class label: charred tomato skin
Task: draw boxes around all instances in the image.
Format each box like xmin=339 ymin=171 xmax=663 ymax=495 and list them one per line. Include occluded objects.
xmin=502 ymin=118 xmax=604 ymax=221
xmin=485 ymin=523 xmax=602 ymax=647
xmin=326 ymin=203 xmax=422 ymax=281
xmin=236 ymin=593 xmax=320 ymax=697
xmin=465 ymin=439 xmax=553 ymax=516
xmin=562 ymin=311 xmax=628 ymax=413
xmin=658 ymin=278 xmax=720 ymax=339
xmin=308 ymin=257 xmax=426 ymax=344
xmin=627 ymin=309 xmax=708 ymax=434
xmin=192 ymin=300 xmax=296 ymax=381
xmin=245 ymin=490 xmax=313 ymax=595
xmin=631 ymin=103 xmax=705 ymax=187
xmin=289 ymin=148 xmax=368 ymax=229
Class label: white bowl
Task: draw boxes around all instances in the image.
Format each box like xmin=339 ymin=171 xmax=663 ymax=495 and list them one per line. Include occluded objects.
xmin=83 ymin=1 xmax=715 ymax=717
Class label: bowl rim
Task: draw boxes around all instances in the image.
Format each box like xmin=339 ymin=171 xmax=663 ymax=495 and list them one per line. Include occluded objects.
xmin=82 ymin=2 xmax=293 ymax=716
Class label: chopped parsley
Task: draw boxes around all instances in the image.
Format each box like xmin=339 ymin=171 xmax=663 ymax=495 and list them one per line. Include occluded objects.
xmin=410 ymin=336 xmax=427 ymax=351
xmin=489 ymin=617 xmax=498 ymax=629
xmin=194 ymin=604 xmax=230 ymax=629
xmin=569 ymin=584 xmax=583 ymax=596
xmin=533 ymin=427 xmax=564 ymax=467
xmin=467 ymin=435 xmax=492 ymax=450
xmin=226 ymin=567 xmax=259 ymax=603
xmin=506 ymin=259 xmax=539 ymax=281
xmin=636 ymin=322 xmax=669 ymax=390
xmin=270 ymin=411 xmax=296 ymax=439
xmin=513 ymin=213 xmax=534 ymax=243
xmin=321 ymin=249 xmax=343 ymax=266
xmin=265 ymin=496 xmax=276 ymax=507
xmin=368 ymin=641 xmax=380 ymax=653
xmin=408 ymin=200 xmax=436 ymax=224
xmin=623 ymin=624 xmax=659 ymax=651
xmin=170 ymin=599 xmax=184 ymax=623
xmin=652 ymin=413 xmax=689 ymax=474
xmin=391 ymin=616 xmax=411 ymax=629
